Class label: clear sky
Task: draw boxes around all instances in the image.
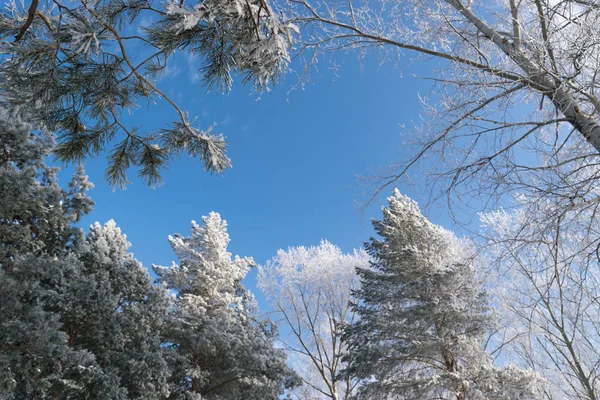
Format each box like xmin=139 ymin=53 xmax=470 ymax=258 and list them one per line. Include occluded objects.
xmin=57 ymin=52 xmax=450 ymax=309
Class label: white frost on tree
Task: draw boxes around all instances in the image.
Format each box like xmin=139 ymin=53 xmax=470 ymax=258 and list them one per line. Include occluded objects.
xmin=481 ymin=185 xmax=600 ymax=400
xmin=69 ymin=220 xmax=171 ymax=399
xmin=0 ymin=0 xmax=297 ymax=187
xmin=342 ymin=190 xmax=541 ymax=400
xmin=154 ymin=212 xmax=297 ymax=399
xmin=0 ymin=110 xmax=169 ymax=399
xmin=290 ymin=0 xmax=600 ymax=212
xmin=258 ymin=240 xmax=369 ymax=400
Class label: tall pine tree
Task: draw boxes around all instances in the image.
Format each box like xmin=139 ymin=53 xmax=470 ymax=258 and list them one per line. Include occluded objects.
xmin=343 ymin=190 xmax=540 ymax=400
xmin=154 ymin=212 xmax=298 ymax=399
xmin=0 ymin=110 xmax=169 ymax=399
xmin=0 ymin=107 xmax=100 ymax=399
xmin=63 ymin=220 xmax=170 ymax=399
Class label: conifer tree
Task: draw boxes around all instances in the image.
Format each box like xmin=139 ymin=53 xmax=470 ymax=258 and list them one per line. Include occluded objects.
xmin=0 ymin=109 xmax=102 ymax=398
xmin=343 ymin=190 xmax=540 ymax=400
xmin=154 ymin=212 xmax=298 ymax=399
xmin=0 ymin=107 xmax=93 ymax=268
xmin=0 ymin=110 xmax=169 ymax=399
xmin=64 ymin=220 xmax=170 ymax=399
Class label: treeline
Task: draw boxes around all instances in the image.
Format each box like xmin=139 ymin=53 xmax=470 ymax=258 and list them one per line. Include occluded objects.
xmin=1 ymin=113 xmax=543 ymax=399
xmin=0 ymin=114 xmax=297 ymax=399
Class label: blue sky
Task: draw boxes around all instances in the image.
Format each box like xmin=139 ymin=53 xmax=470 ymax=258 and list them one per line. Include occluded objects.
xmin=57 ymin=53 xmax=451 ymax=309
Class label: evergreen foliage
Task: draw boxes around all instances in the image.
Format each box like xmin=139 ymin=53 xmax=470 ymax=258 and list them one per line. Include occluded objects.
xmin=0 ymin=106 xmax=92 ymax=266
xmin=0 ymin=109 xmax=170 ymax=399
xmin=1 ymin=107 xmax=559 ymax=399
xmin=0 ymin=112 xmax=292 ymax=399
xmin=342 ymin=190 xmax=541 ymax=400
xmin=154 ymin=213 xmax=298 ymax=399
xmin=0 ymin=0 xmax=296 ymax=187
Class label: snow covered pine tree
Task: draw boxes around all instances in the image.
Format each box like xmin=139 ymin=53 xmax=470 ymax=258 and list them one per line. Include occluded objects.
xmin=0 ymin=109 xmax=170 ymax=399
xmin=0 ymin=108 xmax=98 ymax=399
xmin=154 ymin=212 xmax=298 ymax=399
xmin=342 ymin=190 xmax=541 ymax=400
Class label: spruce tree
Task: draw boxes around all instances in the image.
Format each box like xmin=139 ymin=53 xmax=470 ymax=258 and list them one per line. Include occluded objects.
xmin=343 ymin=190 xmax=540 ymax=399
xmin=0 ymin=107 xmax=93 ymax=268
